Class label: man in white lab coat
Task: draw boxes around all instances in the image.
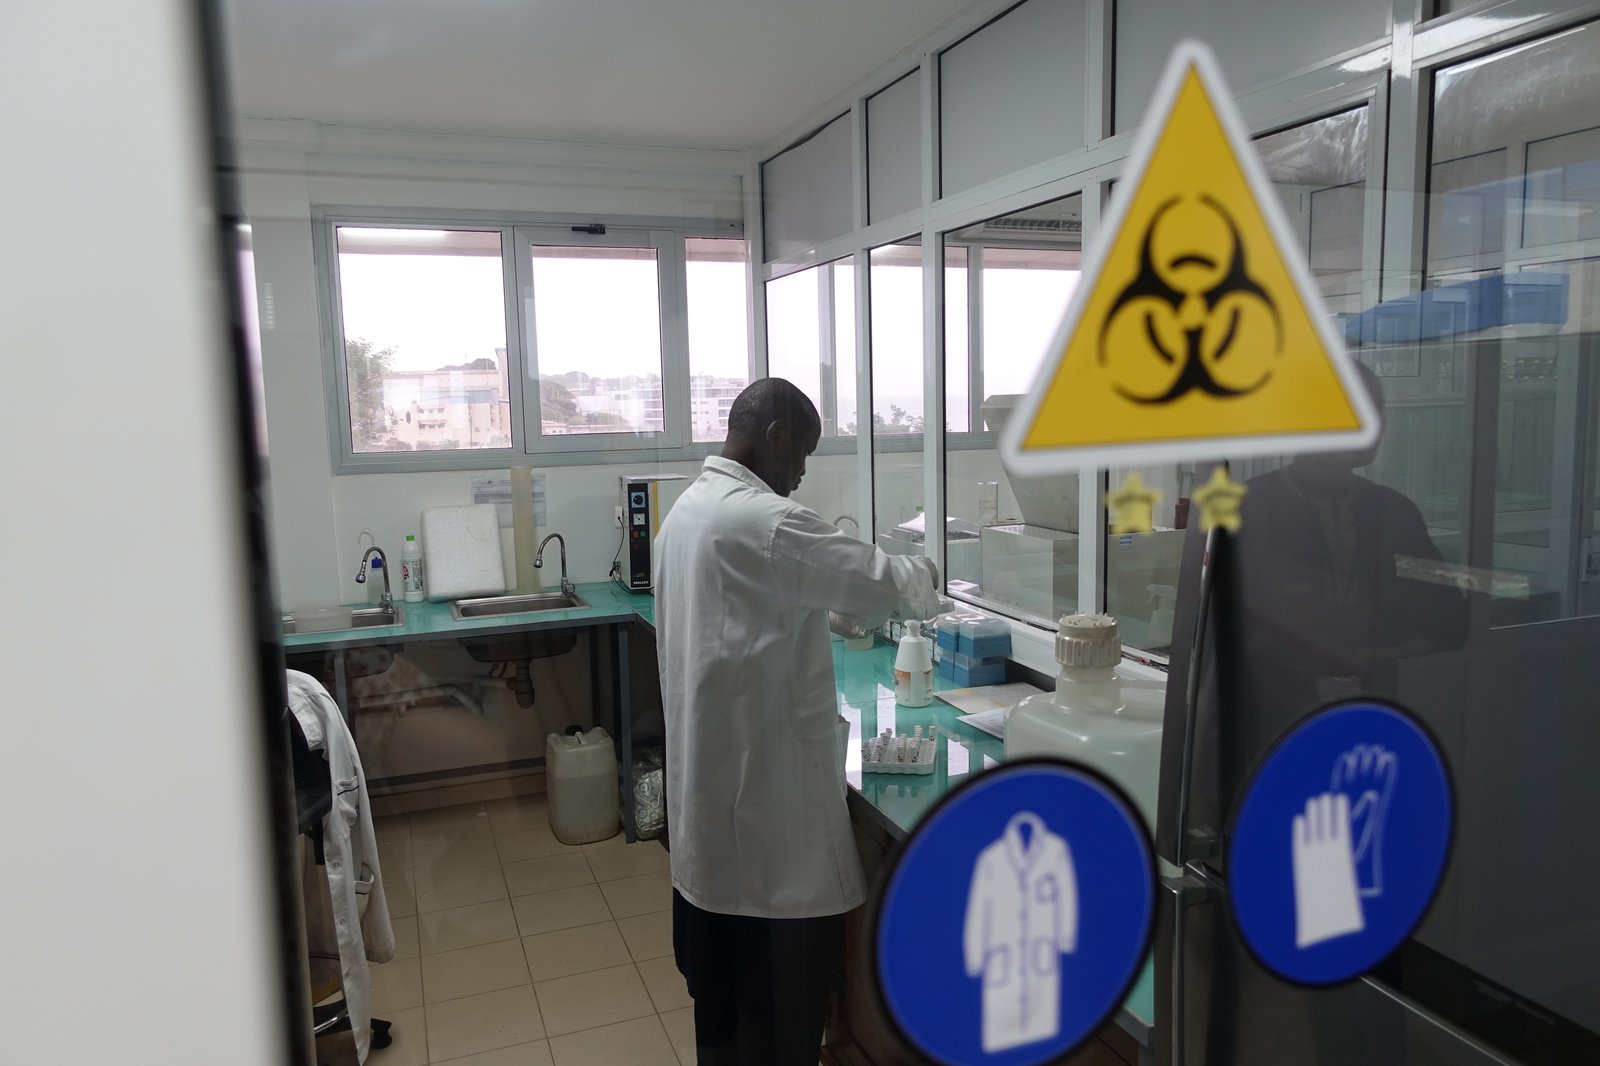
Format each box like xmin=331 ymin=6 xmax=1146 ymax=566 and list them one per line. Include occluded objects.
xmin=656 ymin=378 xmax=941 ymax=1065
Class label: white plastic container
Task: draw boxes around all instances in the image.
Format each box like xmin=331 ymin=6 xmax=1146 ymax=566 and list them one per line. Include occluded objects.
xmin=401 ymin=534 xmax=425 ymax=603
xmin=894 ymin=620 xmax=934 ymax=707
xmin=546 ymin=727 xmax=620 ymax=845
xmin=1005 ymin=614 xmax=1166 ymax=832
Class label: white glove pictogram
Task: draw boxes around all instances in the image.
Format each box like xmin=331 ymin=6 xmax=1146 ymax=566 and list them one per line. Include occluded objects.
xmin=1292 ymin=792 xmax=1366 ymax=948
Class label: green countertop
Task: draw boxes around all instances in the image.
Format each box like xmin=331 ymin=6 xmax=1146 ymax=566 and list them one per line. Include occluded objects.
xmin=280 ymin=581 xmax=655 ymax=651
xmin=278 ymin=583 xmax=1152 ymax=1042
xmin=832 ymin=640 xmax=1155 ymax=1045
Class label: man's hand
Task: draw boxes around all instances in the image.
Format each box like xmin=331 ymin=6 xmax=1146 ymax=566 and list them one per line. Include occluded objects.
xmin=829 ymin=612 xmax=869 ymax=639
xmin=917 ymin=555 xmax=941 ymax=591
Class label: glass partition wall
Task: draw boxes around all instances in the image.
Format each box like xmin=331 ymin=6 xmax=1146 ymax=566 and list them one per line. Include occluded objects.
xmin=941 ymin=195 xmax=1084 ymax=623
xmin=870 ymin=240 xmax=927 ymax=555
xmin=1107 ymin=108 xmax=1375 ymax=651
xmin=766 ymin=257 xmax=862 ymax=532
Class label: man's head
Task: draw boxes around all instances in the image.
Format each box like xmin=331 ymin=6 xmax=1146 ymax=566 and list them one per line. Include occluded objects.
xmin=721 ymin=378 xmax=822 ymax=497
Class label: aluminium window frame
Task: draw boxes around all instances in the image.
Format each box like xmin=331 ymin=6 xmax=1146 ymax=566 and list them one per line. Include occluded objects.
xmin=311 ymin=207 xmax=744 ymax=474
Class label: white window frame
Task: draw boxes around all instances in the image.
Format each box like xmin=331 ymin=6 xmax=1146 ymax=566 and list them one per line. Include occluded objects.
xmin=312 ymin=208 xmax=744 ymax=473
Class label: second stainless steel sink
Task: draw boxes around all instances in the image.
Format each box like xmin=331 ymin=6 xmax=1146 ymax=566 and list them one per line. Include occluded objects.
xmin=281 ymin=604 xmax=405 ymax=636
xmin=451 ymin=591 xmax=588 ymax=620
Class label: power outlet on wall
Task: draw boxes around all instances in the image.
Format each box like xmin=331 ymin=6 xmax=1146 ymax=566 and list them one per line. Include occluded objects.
xmin=614 ymin=505 xmax=625 ymax=528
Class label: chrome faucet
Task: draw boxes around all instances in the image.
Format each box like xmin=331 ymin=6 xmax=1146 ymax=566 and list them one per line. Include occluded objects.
xmin=356 ymin=546 xmax=394 ymax=612
xmin=834 ymin=514 xmax=860 ymax=534
xmin=535 ymin=533 xmax=575 ymax=599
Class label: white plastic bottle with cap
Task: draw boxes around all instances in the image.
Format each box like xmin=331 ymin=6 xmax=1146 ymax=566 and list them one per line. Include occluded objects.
xmin=1005 ymin=613 xmax=1166 ymax=832
xmin=894 ymin=620 xmax=934 ymax=707
xmin=401 ymin=534 xmax=425 ymax=602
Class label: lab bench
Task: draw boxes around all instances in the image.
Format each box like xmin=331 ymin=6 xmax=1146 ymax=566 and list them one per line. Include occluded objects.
xmin=281 ymin=581 xmax=658 ymax=840
xmin=828 ymin=641 xmax=1154 ymax=1066
xmin=282 ymin=589 xmax=1152 ymax=1063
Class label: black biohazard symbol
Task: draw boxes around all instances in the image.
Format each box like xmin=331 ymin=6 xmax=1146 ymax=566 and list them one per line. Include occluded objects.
xmin=1099 ymin=195 xmax=1282 ymax=405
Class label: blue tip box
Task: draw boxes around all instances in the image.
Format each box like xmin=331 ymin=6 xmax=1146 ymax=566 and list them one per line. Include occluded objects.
xmin=951 ymin=659 xmax=1006 ymax=686
xmin=957 ymin=616 xmax=1011 ymax=659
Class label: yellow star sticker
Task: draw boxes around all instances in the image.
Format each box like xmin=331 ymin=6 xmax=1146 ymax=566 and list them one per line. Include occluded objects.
xmin=1106 ymin=472 xmax=1161 ymax=534
xmin=1193 ymin=466 xmax=1247 ymax=532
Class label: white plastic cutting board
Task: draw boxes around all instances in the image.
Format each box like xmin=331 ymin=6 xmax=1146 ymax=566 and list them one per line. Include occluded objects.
xmin=422 ymin=504 xmax=507 ymax=602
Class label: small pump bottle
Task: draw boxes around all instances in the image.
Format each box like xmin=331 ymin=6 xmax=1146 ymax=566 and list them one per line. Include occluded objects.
xmin=893 ymin=620 xmax=934 ymax=707
xmin=1005 ymin=614 xmax=1166 ymax=832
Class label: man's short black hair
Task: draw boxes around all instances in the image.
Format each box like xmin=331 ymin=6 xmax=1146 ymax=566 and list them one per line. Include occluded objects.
xmin=726 ymin=378 xmax=821 ymax=440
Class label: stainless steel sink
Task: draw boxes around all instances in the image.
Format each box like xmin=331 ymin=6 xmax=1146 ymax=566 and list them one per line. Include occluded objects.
xmin=281 ymin=604 xmax=405 ymax=636
xmin=451 ymin=591 xmax=588 ymax=620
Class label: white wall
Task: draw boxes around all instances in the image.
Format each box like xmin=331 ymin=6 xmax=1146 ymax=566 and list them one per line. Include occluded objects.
xmin=237 ymin=120 xmax=744 ymax=610
xmin=4 ymin=3 xmax=289 ymax=1062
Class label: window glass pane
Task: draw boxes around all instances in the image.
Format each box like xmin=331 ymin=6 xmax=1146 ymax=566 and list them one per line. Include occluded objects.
xmin=767 ymin=258 xmax=862 ymax=529
xmin=871 ymin=241 xmax=925 ymax=556
xmin=766 ymin=257 xmax=857 ymax=438
xmin=1114 ymin=0 xmax=1387 ymax=133
xmin=335 ymin=226 xmax=511 ymax=453
xmin=1255 ymin=108 xmax=1370 ymax=312
xmin=833 ymin=261 xmax=859 ymax=436
xmin=762 ymin=114 xmax=853 ymax=262
xmin=945 ymin=247 xmax=970 ymax=434
xmin=868 ymin=71 xmax=921 ymax=223
xmin=940 ymin=0 xmax=1088 ymax=195
xmin=942 ymin=195 xmax=1083 ymax=621
xmin=530 ymin=245 xmax=663 ymax=435
xmin=1525 ymin=127 xmax=1600 ymax=247
xmin=686 ymin=237 xmax=750 ymax=443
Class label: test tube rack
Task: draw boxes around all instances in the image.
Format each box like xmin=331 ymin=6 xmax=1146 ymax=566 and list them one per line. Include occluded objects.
xmin=862 ymin=726 xmax=937 ymax=775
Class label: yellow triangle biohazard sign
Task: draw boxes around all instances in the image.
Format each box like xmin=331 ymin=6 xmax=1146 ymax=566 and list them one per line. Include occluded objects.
xmin=1002 ymin=41 xmax=1379 ymax=474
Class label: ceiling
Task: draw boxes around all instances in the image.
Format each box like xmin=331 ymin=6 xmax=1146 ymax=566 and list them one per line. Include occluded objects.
xmin=220 ymin=0 xmax=974 ymax=151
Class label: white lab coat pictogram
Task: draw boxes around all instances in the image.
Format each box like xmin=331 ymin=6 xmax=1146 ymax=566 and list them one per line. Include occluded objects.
xmin=962 ymin=811 xmax=1079 ymax=1052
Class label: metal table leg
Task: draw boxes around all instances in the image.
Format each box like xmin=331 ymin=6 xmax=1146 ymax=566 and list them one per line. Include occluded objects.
xmin=331 ymin=650 xmax=350 ymax=723
xmin=617 ymin=622 xmax=636 ymax=842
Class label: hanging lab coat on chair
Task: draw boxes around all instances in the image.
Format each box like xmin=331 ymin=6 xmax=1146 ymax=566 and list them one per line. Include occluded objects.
xmin=963 ymin=811 xmax=1079 ymax=1053
xmin=288 ymin=671 xmax=395 ymax=1063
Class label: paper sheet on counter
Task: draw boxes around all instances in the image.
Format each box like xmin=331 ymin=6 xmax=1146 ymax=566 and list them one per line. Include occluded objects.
xmin=937 ymin=682 xmax=1044 ymax=739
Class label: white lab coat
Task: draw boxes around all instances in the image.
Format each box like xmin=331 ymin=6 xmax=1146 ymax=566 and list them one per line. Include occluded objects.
xmin=656 ymin=456 xmax=941 ymax=918
xmin=288 ymin=671 xmax=395 ymax=1063
xmin=963 ymin=812 xmax=1079 ymax=1053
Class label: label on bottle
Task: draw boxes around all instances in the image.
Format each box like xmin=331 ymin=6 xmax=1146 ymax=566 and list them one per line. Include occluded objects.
xmin=402 ymin=559 xmax=425 ymax=596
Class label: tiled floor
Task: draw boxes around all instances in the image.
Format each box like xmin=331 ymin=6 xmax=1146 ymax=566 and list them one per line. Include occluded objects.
xmin=369 ymin=796 xmax=693 ymax=1066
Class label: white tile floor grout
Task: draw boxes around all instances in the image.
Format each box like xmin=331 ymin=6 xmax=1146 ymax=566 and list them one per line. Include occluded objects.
xmin=368 ymin=796 xmax=692 ymax=1066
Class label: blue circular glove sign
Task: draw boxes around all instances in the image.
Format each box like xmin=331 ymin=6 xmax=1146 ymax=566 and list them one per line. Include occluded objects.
xmin=875 ymin=760 xmax=1154 ymax=1066
xmin=1228 ymin=699 xmax=1453 ymax=986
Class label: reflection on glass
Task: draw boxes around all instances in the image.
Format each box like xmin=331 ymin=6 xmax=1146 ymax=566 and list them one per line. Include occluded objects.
xmin=1424 ymin=22 xmax=1600 ymax=626
xmin=685 ymin=237 xmax=750 ymax=442
xmin=336 ymin=227 xmax=511 ymax=453
xmin=1105 ymin=467 xmax=1195 ymax=653
xmin=1103 ymin=110 xmax=1375 ymax=651
xmin=941 ymin=195 xmax=1084 ymax=621
xmin=871 ymin=240 xmax=926 ymax=556
xmin=1254 ymin=108 xmax=1369 ymax=314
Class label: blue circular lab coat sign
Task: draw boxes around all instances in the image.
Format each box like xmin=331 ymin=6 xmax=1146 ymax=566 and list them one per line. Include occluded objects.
xmin=1228 ymin=699 xmax=1453 ymax=986
xmin=875 ymin=760 xmax=1154 ymax=1066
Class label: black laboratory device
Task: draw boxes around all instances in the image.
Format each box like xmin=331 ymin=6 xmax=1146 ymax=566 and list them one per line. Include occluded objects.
xmin=617 ymin=474 xmax=689 ymax=592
